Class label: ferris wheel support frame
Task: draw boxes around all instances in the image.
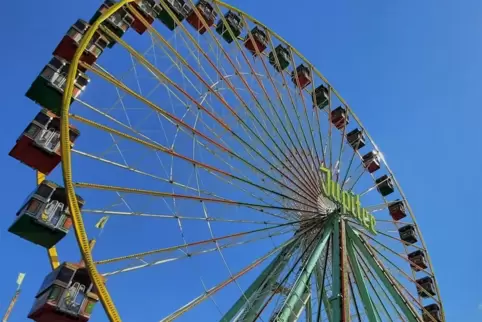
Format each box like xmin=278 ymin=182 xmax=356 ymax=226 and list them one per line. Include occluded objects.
xmin=278 ymin=222 xmax=333 ymax=321
xmin=54 ymin=0 xmax=444 ymax=321
xmin=220 ymin=239 xmax=299 ymax=321
xmin=221 ymin=215 xmax=425 ymax=322
xmin=315 ymin=259 xmax=333 ymax=322
xmin=346 ymin=232 xmax=380 ymax=321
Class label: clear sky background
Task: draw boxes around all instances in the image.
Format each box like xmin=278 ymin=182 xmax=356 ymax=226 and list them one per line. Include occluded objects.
xmin=1 ymin=0 xmax=481 ymax=321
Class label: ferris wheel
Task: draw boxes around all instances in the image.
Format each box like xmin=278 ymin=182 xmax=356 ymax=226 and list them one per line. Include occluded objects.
xmin=7 ymin=0 xmax=445 ymax=321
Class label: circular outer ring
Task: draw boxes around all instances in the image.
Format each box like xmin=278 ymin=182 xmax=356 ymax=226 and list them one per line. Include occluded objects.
xmin=60 ymin=1 xmax=444 ymax=321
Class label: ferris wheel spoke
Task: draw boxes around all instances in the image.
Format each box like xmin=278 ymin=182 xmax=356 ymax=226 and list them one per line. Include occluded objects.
xmin=356 ymin=250 xmax=406 ymax=321
xmin=338 ymin=149 xmax=357 ymax=190
xmin=71 ymin=113 xmax=319 ymax=210
xmin=351 ymin=224 xmax=426 ymax=252
xmin=72 ymin=123 xmax=305 ymax=219
xmin=349 ymin=247 xmax=401 ymax=321
xmin=354 ymin=244 xmax=438 ymax=321
xmin=101 ymin=225 xmax=293 ymax=277
xmin=142 ymin=20 xmax=286 ymax=170
xmin=308 ymin=67 xmax=328 ymax=165
xmin=82 ymin=209 xmax=286 ymax=225
xmin=220 ymin=12 xmax=322 ymax=192
xmin=196 ymin=168 xmax=299 ymax=221
xmin=357 ymin=175 xmax=392 ymax=197
xmin=326 ymin=86 xmax=334 ymax=171
xmin=360 ymin=271 xmax=391 ymax=321
xmin=73 ymin=148 xmax=194 ymax=190
xmin=84 ymin=60 xmax=229 ymax=153
xmin=270 ymin=47 xmax=311 ymax=154
xmin=286 ymin=46 xmax=322 ymax=179
xmin=263 ymin=32 xmax=325 ymax=190
xmin=221 ymin=222 xmax=325 ymax=322
xmin=352 ymin=231 xmax=441 ymax=316
xmin=89 ymin=38 xmax=163 ymax=118
xmin=375 ymin=218 xmax=413 ymax=226
xmin=153 ymin=3 xmax=321 ymax=196
xmin=359 ymin=240 xmax=438 ymax=304
xmin=345 ymin=225 xmax=422 ymax=320
xmin=336 ymin=131 xmax=355 ymax=185
xmin=331 ymin=108 xmax=350 ymax=184
xmin=79 ymin=87 xmax=298 ymax=211
xmin=262 ymin=43 xmax=320 ymax=187
xmin=356 ymin=229 xmax=433 ymax=276
xmin=160 ymin=234 xmax=300 ymax=321
xmin=343 ymin=162 xmax=367 ymax=193
xmin=74 ymin=182 xmax=320 ymax=214
xmin=95 ymin=218 xmax=303 ymax=266
xmin=355 ymin=170 xmax=424 ymax=305
xmin=98 ymin=30 xmax=320 ymax=203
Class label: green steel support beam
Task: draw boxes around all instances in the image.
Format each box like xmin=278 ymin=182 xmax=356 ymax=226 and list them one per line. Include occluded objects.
xmin=329 ymin=219 xmax=342 ymax=322
xmin=242 ymin=241 xmax=299 ymax=321
xmin=220 ymin=239 xmax=298 ymax=322
xmin=314 ymin=262 xmax=333 ymax=322
xmin=321 ymin=287 xmax=333 ymax=321
xmin=346 ymin=237 xmax=380 ymax=322
xmin=278 ymin=222 xmax=333 ymax=321
xmin=346 ymin=225 xmax=421 ymax=322
xmin=305 ymin=290 xmax=312 ymax=322
xmin=288 ymin=290 xmax=311 ymax=322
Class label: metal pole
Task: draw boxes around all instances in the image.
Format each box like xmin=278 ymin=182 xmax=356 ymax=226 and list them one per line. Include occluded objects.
xmin=329 ymin=218 xmax=343 ymax=322
xmin=2 ymin=273 xmax=25 ymax=322
xmin=339 ymin=219 xmax=349 ymax=320
xmin=2 ymin=290 xmax=20 ymax=322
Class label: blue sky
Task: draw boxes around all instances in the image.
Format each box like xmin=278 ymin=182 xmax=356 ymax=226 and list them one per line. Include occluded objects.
xmin=1 ymin=0 xmax=482 ymax=321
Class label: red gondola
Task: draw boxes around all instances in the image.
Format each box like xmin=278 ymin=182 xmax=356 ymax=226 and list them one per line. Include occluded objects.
xmin=331 ymin=106 xmax=349 ymax=130
xmin=291 ymin=64 xmax=312 ymax=89
xmin=244 ymin=27 xmax=268 ymax=56
xmin=186 ymin=0 xmax=217 ymax=34
xmin=130 ymin=0 xmax=161 ymax=34
xmin=9 ymin=109 xmax=80 ymax=175
xmin=53 ymin=19 xmax=109 ymax=72
xmin=388 ymin=200 xmax=407 ymax=221
xmin=362 ymin=151 xmax=381 ymax=173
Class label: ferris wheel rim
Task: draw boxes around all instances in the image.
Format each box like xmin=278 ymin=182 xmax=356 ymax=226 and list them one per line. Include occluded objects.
xmin=55 ymin=0 xmax=445 ymax=321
